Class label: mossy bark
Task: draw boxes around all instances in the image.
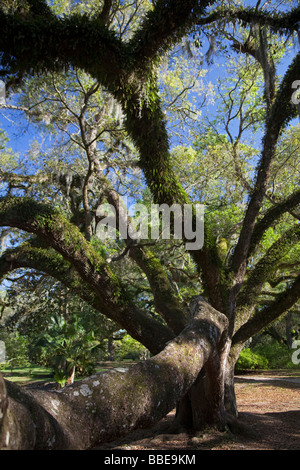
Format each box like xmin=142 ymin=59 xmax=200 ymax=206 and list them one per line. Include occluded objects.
xmin=0 ymin=297 xmax=228 ymax=450
xmin=0 ymin=197 xmax=175 ymax=354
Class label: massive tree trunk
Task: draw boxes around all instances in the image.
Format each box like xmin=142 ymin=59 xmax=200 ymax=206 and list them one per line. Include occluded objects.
xmin=0 ymin=297 xmax=228 ymax=450
xmin=172 ymin=336 xmax=234 ymax=431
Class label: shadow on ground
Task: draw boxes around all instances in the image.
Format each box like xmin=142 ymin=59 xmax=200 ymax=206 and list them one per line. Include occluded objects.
xmin=93 ymin=373 xmax=300 ymax=451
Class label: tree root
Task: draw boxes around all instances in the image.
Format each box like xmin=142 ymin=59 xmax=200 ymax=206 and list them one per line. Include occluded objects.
xmin=160 ymin=411 xmax=260 ymax=441
xmin=225 ymin=413 xmax=261 ymax=439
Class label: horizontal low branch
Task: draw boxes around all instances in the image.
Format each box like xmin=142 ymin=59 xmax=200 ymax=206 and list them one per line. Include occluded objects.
xmin=0 ymin=199 xmax=175 ymax=353
xmin=0 ymin=297 xmax=228 ymax=450
xmin=0 ymin=241 xmax=103 ymax=309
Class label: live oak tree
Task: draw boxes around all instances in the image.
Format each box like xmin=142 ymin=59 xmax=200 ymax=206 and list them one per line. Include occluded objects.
xmin=0 ymin=0 xmax=300 ymax=449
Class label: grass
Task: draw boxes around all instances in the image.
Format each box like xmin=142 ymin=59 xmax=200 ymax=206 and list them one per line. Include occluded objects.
xmin=1 ymin=365 xmax=53 ymax=385
xmin=0 ymin=361 xmax=137 ymax=386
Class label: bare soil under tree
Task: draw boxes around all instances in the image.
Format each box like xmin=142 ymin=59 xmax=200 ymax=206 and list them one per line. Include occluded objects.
xmin=91 ymin=370 xmax=300 ymax=451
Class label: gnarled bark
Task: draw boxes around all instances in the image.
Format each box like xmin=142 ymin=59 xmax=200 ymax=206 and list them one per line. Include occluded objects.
xmin=0 ymin=297 xmax=228 ymax=450
xmin=172 ymin=333 xmax=232 ymax=432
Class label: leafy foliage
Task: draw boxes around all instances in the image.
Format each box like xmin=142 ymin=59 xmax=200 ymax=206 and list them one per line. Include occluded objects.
xmin=32 ymin=313 xmax=102 ymax=385
xmin=235 ymin=348 xmax=269 ymax=371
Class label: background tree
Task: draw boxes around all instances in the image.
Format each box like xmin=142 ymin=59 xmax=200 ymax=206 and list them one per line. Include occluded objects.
xmin=1 ymin=273 xmax=124 ymax=384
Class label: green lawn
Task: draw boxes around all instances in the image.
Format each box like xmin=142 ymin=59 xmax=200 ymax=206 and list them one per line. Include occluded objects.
xmin=0 ymin=361 xmax=137 ymax=386
xmin=1 ymin=365 xmax=53 ymax=385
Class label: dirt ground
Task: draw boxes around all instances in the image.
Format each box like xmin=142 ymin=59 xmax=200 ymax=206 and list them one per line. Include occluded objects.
xmin=94 ymin=370 xmax=300 ymax=451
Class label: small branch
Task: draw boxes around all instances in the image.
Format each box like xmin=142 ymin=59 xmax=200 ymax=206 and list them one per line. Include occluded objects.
xmin=237 ymin=223 xmax=300 ymax=310
xmin=196 ymin=6 xmax=300 ymax=34
xmin=233 ymin=274 xmax=300 ymax=347
xmin=248 ymin=188 xmax=300 ymax=258
xmin=97 ymin=0 xmax=113 ymax=25
xmin=230 ymin=52 xmax=300 ymax=282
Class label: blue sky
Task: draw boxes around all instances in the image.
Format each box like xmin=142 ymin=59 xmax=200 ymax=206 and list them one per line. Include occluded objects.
xmin=0 ymin=0 xmax=298 ymax=168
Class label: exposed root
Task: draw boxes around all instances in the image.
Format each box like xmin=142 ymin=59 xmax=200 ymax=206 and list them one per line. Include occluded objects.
xmin=225 ymin=413 xmax=261 ymax=439
xmin=159 ymin=411 xmax=260 ymax=442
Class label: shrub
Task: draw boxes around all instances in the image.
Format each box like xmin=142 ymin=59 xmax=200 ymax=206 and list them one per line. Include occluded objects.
xmin=114 ymin=335 xmax=150 ymax=361
xmin=0 ymin=331 xmax=30 ymax=369
xmin=252 ymin=342 xmax=297 ymax=369
xmin=235 ymin=348 xmax=269 ymax=371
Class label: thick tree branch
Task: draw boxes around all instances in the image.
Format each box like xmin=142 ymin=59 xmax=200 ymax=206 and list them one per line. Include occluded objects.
xmin=196 ymin=5 xmax=300 ymax=33
xmin=232 ymin=274 xmax=300 ymax=348
xmin=248 ymin=189 xmax=300 ymax=258
xmin=237 ymin=223 xmax=300 ymax=311
xmin=0 ymin=11 xmax=125 ymax=88
xmin=0 ymin=198 xmax=175 ymax=353
xmin=114 ymin=79 xmax=225 ymax=311
xmin=99 ymin=178 xmax=188 ymax=333
xmin=128 ymin=0 xmax=212 ymax=67
xmin=0 ymin=296 xmax=228 ymax=450
xmin=230 ymin=52 xmax=300 ymax=281
xmin=0 ymin=197 xmax=116 ymax=292
xmin=268 ymin=272 xmax=299 ymax=288
xmin=0 ymin=242 xmax=175 ymax=354
xmin=98 ymin=0 xmax=113 ymax=26
xmin=0 ymin=241 xmax=99 ymax=307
